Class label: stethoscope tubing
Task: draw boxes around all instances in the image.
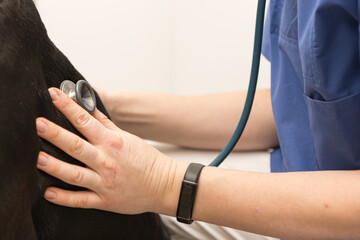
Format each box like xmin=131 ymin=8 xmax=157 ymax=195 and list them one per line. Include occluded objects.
xmin=209 ymin=0 xmax=267 ymax=167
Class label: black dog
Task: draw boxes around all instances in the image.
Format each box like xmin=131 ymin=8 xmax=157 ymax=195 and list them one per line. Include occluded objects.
xmin=0 ymin=0 xmax=169 ymax=239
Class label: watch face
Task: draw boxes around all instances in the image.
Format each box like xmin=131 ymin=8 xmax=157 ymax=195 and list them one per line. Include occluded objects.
xmin=177 ymin=182 xmax=196 ymax=224
xmin=182 ymin=183 xmax=195 ymax=205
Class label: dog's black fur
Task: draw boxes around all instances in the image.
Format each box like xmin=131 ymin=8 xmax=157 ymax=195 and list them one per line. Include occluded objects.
xmin=0 ymin=1 xmax=169 ymax=239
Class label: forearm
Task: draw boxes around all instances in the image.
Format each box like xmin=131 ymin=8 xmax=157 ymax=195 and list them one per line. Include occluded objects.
xmin=162 ymin=161 xmax=360 ymax=239
xmin=101 ymin=89 xmax=278 ymax=151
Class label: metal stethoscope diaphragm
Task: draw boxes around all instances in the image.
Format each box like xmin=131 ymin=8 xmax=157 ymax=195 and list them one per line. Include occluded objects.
xmin=60 ymin=80 xmax=97 ymax=113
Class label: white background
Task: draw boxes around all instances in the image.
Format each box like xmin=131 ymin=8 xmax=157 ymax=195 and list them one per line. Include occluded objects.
xmin=36 ymin=0 xmax=270 ymax=95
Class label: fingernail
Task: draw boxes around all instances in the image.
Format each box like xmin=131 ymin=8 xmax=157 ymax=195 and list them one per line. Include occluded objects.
xmin=49 ymin=88 xmax=59 ymax=101
xmin=36 ymin=120 xmax=47 ymax=133
xmin=45 ymin=190 xmax=57 ymax=200
xmin=37 ymin=154 xmax=48 ymax=167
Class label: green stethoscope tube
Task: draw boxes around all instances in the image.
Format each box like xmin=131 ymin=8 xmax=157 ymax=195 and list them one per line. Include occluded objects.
xmin=209 ymin=0 xmax=267 ymax=167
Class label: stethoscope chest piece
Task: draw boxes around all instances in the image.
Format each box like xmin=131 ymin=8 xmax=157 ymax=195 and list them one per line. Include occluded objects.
xmin=60 ymin=80 xmax=97 ymax=113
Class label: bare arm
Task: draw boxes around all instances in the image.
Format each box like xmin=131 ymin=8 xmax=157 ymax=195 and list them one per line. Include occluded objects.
xmin=98 ymin=89 xmax=279 ymax=151
xmin=162 ymin=164 xmax=360 ymax=240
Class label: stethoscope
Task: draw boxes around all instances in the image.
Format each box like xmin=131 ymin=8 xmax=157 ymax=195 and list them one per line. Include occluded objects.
xmin=60 ymin=80 xmax=97 ymax=113
xmin=60 ymin=0 xmax=266 ymax=167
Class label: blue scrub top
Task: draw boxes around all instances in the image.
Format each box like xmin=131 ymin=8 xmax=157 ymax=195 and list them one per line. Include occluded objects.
xmin=262 ymin=0 xmax=360 ymax=172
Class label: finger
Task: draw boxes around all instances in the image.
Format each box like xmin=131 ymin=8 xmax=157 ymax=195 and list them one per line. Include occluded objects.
xmin=37 ymin=152 xmax=101 ymax=190
xmin=91 ymin=108 xmax=118 ymax=131
xmin=44 ymin=187 xmax=103 ymax=209
xmin=36 ymin=118 xmax=101 ymax=170
xmin=48 ymin=87 xmax=108 ymax=144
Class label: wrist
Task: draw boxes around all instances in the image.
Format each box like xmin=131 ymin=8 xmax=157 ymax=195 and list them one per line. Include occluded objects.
xmin=153 ymin=156 xmax=190 ymax=216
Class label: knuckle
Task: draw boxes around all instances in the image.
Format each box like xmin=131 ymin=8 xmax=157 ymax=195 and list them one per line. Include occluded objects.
xmin=101 ymin=158 xmax=116 ymax=170
xmin=51 ymin=162 xmax=61 ymax=175
xmin=107 ymin=134 xmax=124 ymax=150
xmin=99 ymin=161 xmax=117 ymax=189
xmin=98 ymin=115 xmax=109 ymax=123
xmin=73 ymin=195 xmax=89 ymax=208
xmin=102 ymin=175 xmax=116 ymax=189
xmin=59 ymin=97 xmax=72 ymax=109
xmin=70 ymin=138 xmax=84 ymax=155
xmin=49 ymin=125 xmax=60 ymax=140
xmin=74 ymin=111 xmax=91 ymax=128
xmin=101 ymin=199 xmax=110 ymax=209
xmin=71 ymin=167 xmax=85 ymax=184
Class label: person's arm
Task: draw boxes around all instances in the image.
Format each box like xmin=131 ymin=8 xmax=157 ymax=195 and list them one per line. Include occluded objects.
xmin=97 ymin=89 xmax=279 ymax=151
xmin=164 ymin=166 xmax=360 ymax=240
xmin=37 ymin=88 xmax=360 ymax=240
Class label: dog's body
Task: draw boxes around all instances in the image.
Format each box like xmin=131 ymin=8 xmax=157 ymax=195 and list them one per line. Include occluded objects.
xmin=0 ymin=1 xmax=169 ymax=239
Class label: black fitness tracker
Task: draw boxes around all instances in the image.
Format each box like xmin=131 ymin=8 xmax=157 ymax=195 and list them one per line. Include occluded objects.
xmin=176 ymin=163 xmax=205 ymax=224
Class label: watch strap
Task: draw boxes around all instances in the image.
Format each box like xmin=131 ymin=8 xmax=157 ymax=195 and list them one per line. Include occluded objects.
xmin=176 ymin=163 xmax=205 ymax=224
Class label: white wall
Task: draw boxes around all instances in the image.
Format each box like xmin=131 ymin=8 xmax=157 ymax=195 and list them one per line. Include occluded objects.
xmin=36 ymin=0 xmax=270 ymax=95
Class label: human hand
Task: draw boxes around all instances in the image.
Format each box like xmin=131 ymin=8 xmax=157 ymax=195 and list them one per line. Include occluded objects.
xmin=36 ymin=88 xmax=186 ymax=215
